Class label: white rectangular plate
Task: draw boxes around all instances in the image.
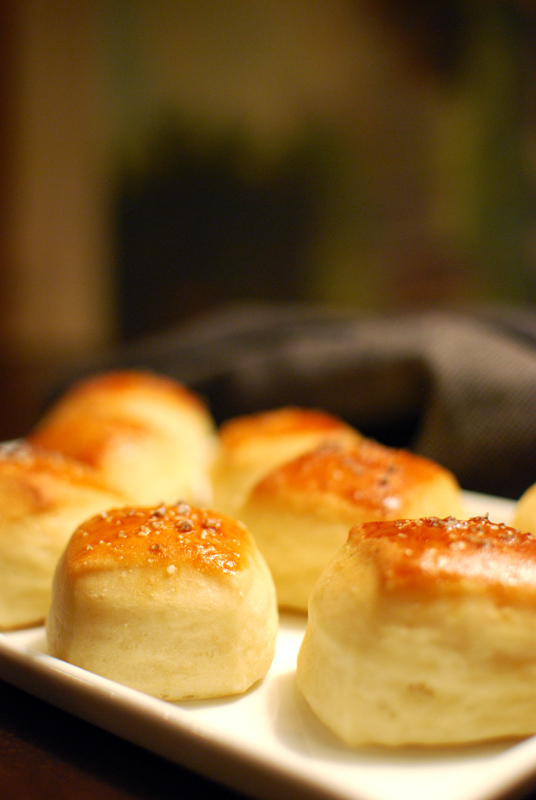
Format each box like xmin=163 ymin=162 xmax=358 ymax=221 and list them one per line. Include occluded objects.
xmin=0 ymin=491 xmax=535 ymax=800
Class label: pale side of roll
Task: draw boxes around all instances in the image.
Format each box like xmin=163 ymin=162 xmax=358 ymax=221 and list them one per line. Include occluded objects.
xmin=29 ymin=369 xmax=216 ymax=506
xmin=210 ymin=406 xmax=363 ymax=518
xmin=297 ymin=515 xmax=536 ymax=746
xmin=512 ymin=482 xmax=536 ymax=534
xmin=46 ymin=502 xmax=278 ymax=700
xmin=239 ymin=440 xmax=465 ymax=612
xmin=0 ymin=441 xmax=126 ymax=630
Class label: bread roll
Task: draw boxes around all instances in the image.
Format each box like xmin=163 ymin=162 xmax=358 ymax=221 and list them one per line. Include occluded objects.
xmin=239 ymin=439 xmax=464 ymax=612
xmin=29 ymin=370 xmax=216 ymax=506
xmin=0 ymin=441 xmax=125 ymax=630
xmin=46 ymin=502 xmax=278 ymax=700
xmin=297 ymin=515 xmax=536 ymax=746
xmin=211 ymin=407 xmax=362 ymax=518
xmin=512 ymin=483 xmax=536 ymax=534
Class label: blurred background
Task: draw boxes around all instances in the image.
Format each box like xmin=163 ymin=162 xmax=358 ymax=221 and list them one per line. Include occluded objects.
xmin=1 ymin=0 xmax=535 ymax=438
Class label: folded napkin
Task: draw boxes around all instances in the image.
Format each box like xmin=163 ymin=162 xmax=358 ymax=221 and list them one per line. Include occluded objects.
xmin=55 ymin=302 xmax=536 ymax=501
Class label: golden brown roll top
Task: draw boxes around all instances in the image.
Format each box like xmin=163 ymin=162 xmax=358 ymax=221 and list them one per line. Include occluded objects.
xmin=348 ymin=515 xmax=536 ymax=598
xmin=0 ymin=441 xmax=126 ymax=630
xmin=239 ymin=440 xmax=465 ymax=611
xmin=297 ymin=515 xmax=536 ymax=747
xmin=210 ymin=406 xmax=363 ymax=517
xmin=29 ymin=369 xmax=216 ymax=506
xmin=47 ymin=503 xmax=278 ymax=700
xmin=250 ymin=439 xmax=464 ymax=519
xmin=63 ymin=502 xmax=253 ymax=577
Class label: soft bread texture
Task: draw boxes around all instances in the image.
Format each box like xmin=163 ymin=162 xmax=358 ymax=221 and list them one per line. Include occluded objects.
xmin=29 ymin=370 xmax=216 ymax=506
xmin=46 ymin=502 xmax=278 ymax=700
xmin=297 ymin=515 xmax=536 ymax=746
xmin=0 ymin=441 xmax=125 ymax=630
xmin=512 ymin=483 xmax=536 ymax=534
xmin=239 ymin=440 xmax=465 ymax=612
xmin=210 ymin=407 xmax=363 ymax=518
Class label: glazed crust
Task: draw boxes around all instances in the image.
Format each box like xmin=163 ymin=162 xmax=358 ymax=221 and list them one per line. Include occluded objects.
xmin=346 ymin=515 xmax=536 ymax=599
xmin=249 ymin=439 xmax=464 ymax=519
xmin=62 ymin=502 xmax=252 ymax=576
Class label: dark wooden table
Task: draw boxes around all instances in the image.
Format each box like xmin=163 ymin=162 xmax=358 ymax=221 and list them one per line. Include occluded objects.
xmin=0 ymin=679 xmax=249 ymax=800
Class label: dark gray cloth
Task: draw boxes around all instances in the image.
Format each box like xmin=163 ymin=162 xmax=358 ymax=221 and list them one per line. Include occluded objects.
xmin=54 ymin=302 xmax=536 ymax=500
